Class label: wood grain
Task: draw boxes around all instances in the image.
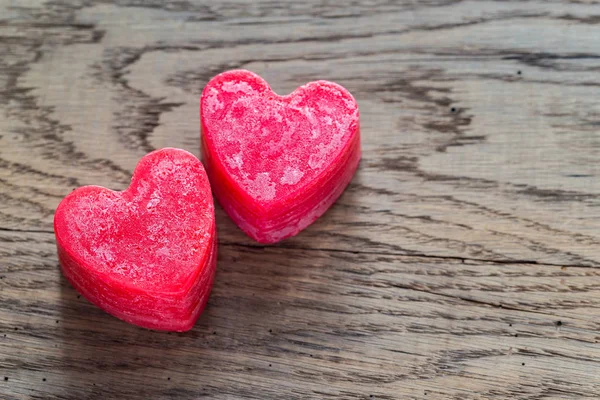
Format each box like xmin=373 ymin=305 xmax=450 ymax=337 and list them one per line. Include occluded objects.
xmin=1 ymin=0 xmax=600 ymax=399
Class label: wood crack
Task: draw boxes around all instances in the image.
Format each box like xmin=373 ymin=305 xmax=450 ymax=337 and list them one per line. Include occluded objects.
xmin=0 ymin=227 xmax=55 ymax=235
xmin=218 ymin=241 xmax=596 ymax=269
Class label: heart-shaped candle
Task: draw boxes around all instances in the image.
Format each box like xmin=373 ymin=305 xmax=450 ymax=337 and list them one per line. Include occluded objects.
xmin=54 ymin=148 xmax=216 ymax=331
xmin=201 ymin=70 xmax=360 ymax=243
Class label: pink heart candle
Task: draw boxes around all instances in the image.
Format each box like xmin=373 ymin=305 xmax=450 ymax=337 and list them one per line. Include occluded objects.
xmin=54 ymin=148 xmax=216 ymax=331
xmin=201 ymin=70 xmax=360 ymax=243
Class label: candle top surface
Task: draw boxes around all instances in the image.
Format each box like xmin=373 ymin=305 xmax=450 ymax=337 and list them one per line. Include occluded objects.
xmin=201 ymin=69 xmax=359 ymax=205
xmin=54 ymin=148 xmax=215 ymax=293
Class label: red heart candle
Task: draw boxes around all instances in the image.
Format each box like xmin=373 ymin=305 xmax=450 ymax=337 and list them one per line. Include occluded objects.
xmin=54 ymin=148 xmax=216 ymax=331
xmin=201 ymin=70 xmax=360 ymax=243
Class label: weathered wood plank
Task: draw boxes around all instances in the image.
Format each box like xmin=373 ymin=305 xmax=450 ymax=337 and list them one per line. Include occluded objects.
xmin=2 ymin=1 xmax=600 ymax=265
xmin=1 ymin=0 xmax=600 ymax=399
xmin=3 ymin=230 xmax=600 ymax=399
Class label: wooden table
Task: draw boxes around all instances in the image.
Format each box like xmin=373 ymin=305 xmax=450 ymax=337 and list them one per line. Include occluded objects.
xmin=2 ymin=1 xmax=600 ymax=399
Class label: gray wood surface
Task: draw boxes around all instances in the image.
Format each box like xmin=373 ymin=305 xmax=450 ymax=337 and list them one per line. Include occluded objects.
xmin=2 ymin=1 xmax=600 ymax=399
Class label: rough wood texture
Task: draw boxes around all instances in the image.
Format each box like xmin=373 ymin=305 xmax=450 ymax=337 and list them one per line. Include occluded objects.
xmin=1 ymin=1 xmax=600 ymax=399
